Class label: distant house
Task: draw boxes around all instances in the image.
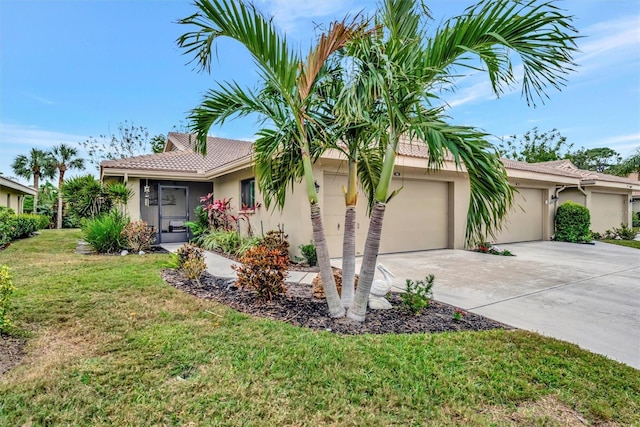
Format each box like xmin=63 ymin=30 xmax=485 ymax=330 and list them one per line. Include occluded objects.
xmin=0 ymin=176 xmax=36 ymax=214
xmin=101 ymin=132 xmax=640 ymax=254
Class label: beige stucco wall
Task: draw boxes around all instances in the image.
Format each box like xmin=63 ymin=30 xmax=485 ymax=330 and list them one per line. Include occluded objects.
xmin=555 ymin=186 xmax=633 ymax=233
xmin=0 ymin=187 xmax=27 ymax=213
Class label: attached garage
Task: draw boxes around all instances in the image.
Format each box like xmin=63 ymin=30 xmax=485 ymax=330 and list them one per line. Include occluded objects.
xmin=590 ymin=192 xmax=626 ymax=233
xmin=379 ymin=178 xmax=449 ymax=253
xmin=493 ymin=188 xmax=544 ymax=243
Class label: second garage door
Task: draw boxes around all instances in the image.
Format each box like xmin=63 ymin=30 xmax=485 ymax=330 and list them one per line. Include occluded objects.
xmin=379 ymin=178 xmax=449 ymax=253
xmin=590 ymin=192 xmax=626 ymax=233
xmin=493 ymin=188 xmax=544 ymax=243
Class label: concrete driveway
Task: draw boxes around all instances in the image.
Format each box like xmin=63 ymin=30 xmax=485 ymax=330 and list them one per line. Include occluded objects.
xmin=334 ymin=241 xmax=640 ymax=369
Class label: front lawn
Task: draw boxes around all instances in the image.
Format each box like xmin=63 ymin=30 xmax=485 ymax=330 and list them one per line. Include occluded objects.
xmin=1 ymin=230 xmax=638 ymax=426
xmin=600 ymin=239 xmax=640 ymax=250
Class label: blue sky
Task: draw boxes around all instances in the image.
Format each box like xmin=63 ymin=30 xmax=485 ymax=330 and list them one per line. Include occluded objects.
xmin=1 ymin=0 xmax=638 ymax=184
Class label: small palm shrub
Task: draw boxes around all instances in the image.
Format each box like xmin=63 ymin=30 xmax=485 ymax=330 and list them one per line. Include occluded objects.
xmin=298 ymin=242 xmax=317 ymax=266
xmin=121 ymin=220 xmax=156 ymax=252
xmin=185 ymin=205 xmax=210 ymax=244
xmin=82 ymin=210 xmax=128 ymax=253
xmin=0 ymin=265 xmax=15 ymax=333
xmin=233 ymin=245 xmax=288 ymax=301
xmin=555 ymin=201 xmax=591 ymax=243
xmin=401 ymin=275 xmax=435 ymax=315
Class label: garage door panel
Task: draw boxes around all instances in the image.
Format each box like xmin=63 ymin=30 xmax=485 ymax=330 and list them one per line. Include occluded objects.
xmin=590 ymin=193 xmax=626 ymax=233
xmin=494 ymin=188 xmax=543 ymax=243
xmin=323 ymin=174 xmax=369 ymax=256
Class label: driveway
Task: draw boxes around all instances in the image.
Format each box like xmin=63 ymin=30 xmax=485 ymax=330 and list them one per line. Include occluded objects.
xmin=333 ymin=241 xmax=640 ymax=369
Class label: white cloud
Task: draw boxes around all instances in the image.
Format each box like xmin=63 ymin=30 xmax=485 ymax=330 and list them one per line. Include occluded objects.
xmin=26 ymin=93 xmax=55 ymax=105
xmin=590 ymin=133 xmax=640 ymax=156
xmin=256 ymin=0 xmax=366 ymax=34
xmin=575 ymin=15 xmax=640 ymax=73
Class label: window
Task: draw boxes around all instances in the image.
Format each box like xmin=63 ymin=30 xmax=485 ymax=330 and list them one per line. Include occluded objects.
xmin=240 ymin=178 xmax=255 ymax=210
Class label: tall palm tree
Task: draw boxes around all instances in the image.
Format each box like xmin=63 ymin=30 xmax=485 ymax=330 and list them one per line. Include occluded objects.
xmin=177 ymin=0 xmax=369 ymax=317
xmin=11 ymin=148 xmax=56 ymax=213
xmin=338 ymin=0 xmax=578 ymax=321
xmin=50 ymin=143 xmax=85 ymax=229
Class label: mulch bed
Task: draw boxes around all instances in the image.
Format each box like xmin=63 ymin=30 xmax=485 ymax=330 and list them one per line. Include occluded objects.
xmin=0 ymin=335 xmax=26 ymax=377
xmin=163 ymin=269 xmax=512 ymax=335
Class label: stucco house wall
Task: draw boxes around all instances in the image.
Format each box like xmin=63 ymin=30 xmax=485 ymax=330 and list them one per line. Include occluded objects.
xmin=0 ymin=177 xmax=37 ymax=214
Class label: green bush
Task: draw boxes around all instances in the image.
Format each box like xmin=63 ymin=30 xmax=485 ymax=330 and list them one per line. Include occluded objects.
xmin=0 ymin=265 xmax=15 ymax=333
xmin=632 ymin=212 xmax=640 ymax=228
xmin=0 ymin=209 xmax=17 ymax=246
xmin=401 ymin=275 xmax=435 ymax=315
xmin=612 ymin=224 xmax=636 ymax=240
xmin=554 ymin=201 xmax=591 ymax=243
xmin=201 ymin=229 xmax=242 ymax=254
xmin=0 ymin=209 xmax=47 ymax=246
xmin=298 ymin=242 xmax=317 ymax=266
xmin=82 ymin=210 xmax=128 ymax=253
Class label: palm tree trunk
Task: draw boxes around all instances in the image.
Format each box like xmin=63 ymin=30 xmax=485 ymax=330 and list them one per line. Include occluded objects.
xmin=57 ymin=171 xmax=65 ymax=229
xmin=32 ymin=174 xmax=40 ymax=214
xmin=340 ymin=159 xmax=359 ymax=308
xmin=341 ymin=206 xmax=356 ymax=308
xmin=347 ymin=201 xmax=386 ymax=321
xmin=310 ymin=203 xmax=345 ymax=318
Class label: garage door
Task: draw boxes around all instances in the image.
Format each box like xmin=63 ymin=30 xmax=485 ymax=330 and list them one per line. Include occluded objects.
xmin=323 ymin=173 xmax=370 ymax=257
xmin=379 ymin=178 xmax=449 ymax=253
xmin=590 ymin=192 xmax=626 ymax=233
xmin=493 ymin=188 xmax=543 ymax=243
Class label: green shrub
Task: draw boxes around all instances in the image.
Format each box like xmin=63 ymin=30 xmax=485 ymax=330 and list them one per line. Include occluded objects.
xmin=121 ymin=220 xmax=156 ymax=252
xmin=401 ymin=275 xmax=435 ymax=315
xmin=233 ymin=245 xmax=288 ymax=301
xmin=82 ymin=210 xmax=128 ymax=253
xmin=612 ymin=224 xmax=636 ymax=240
xmin=0 ymin=209 xmax=18 ymax=246
xmin=237 ymin=236 xmax=261 ymax=257
xmin=0 ymin=265 xmax=15 ymax=333
xmin=633 ymin=212 xmax=640 ymax=228
xmin=185 ymin=205 xmax=210 ymax=243
xmin=13 ymin=215 xmax=38 ymax=239
xmin=0 ymin=210 xmax=46 ymax=246
xmin=554 ymin=201 xmax=591 ymax=243
xmin=201 ymin=229 xmax=242 ymax=254
xmin=298 ymin=242 xmax=317 ymax=266
xmin=176 ymin=243 xmax=204 ymax=268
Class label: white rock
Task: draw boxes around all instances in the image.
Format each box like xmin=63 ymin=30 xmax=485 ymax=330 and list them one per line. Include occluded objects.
xmin=368 ymin=296 xmax=393 ymax=310
xmin=138 ymin=250 xmax=145 ymax=255
xmin=121 ymin=250 xmax=129 ymax=256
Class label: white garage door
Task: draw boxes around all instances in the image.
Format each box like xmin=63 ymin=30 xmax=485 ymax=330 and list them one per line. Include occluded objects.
xmin=494 ymin=188 xmax=543 ymax=243
xmin=323 ymin=173 xmax=370 ymax=257
xmin=590 ymin=192 xmax=626 ymax=233
xmin=379 ymin=178 xmax=449 ymax=253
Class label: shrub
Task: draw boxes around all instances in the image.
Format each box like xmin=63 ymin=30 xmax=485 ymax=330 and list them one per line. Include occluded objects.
xmin=590 ymin=230 xmax=603 ymax=240
xmin=121 ymin=220 xmax=156 ymax=252
xmin=0 ymin=265 xmax=15 ymax=333
xmin=260 ymin=230 xmax=290 ymax=261
xmin=176 ymin=244 xmax=206 ymax=285
xmin=612 ymin=224 xmax=636 ymax=240
xmin=82 ymin=210 xmax=128 ymax=253
xmin=0 ymin=209 xmax=18 ymax=247
xmin=555 ymin=201 xmax=591 ymax=243
xmin=633 ymin=212 xmax=640 ymax=228
xmin=233 ymin=245 xmax=288 ymax=301
xmin=201 ymin=229 xmax=242 ymax=255
xmin=298 ymin=242 xmax=317 ymax=266
xmin=13 ymin=215 xmax=38 ymax=239
xmin=236 ymin=236 xmax=261 ymax=257
xmin=401 ymin=275 xmax=435 ymax=315
xmin=185 ymin=205 xmax=210 ymax=244
xmin=0 ymin=210 xmax=46 ymax=246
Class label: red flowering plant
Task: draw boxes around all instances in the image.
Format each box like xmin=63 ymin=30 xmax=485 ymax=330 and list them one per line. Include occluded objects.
xmin=199 ymin=193 xmax=235 ymax=231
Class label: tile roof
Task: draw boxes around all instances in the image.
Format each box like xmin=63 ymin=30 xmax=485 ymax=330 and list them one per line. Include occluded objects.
xmin=101 ymin=133 xmax=253 ymax=174
xmin=102 ymin=132 xmax=639 ymax=189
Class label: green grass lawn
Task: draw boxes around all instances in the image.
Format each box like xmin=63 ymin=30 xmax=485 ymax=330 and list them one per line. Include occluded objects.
xmin=600 ymin=239 xmax=640 ymax=249
xmin=1 ymin=230 xmax=639 ymax=426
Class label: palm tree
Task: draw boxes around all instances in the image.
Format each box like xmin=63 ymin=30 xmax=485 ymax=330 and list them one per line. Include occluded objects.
xmin=50 ymin=143 xmax=85 ymax=229
xmin=177 ymin=0 xmax=369 ymax=318
xmin=11 ymin=148 xmax=56 ymax=213
xmin=338 ymin=0 xmax=578 ymax=321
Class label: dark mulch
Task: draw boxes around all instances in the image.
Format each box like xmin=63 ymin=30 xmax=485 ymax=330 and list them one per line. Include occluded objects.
xmin=0 ymin=335 xmax=26 ymax=377
xmin=163 ymin=269 xmax=512 ymax=335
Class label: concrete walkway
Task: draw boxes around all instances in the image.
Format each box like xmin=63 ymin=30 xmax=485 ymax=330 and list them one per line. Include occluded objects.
xmin=160 ymin=243 xmax=317 ymax=285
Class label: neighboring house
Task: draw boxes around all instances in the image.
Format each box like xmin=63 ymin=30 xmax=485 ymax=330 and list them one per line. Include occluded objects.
xmin=101 ymin=132 xmax=640 ymax=255
xmin=0 ymin=176 xmax=37 ymax=214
